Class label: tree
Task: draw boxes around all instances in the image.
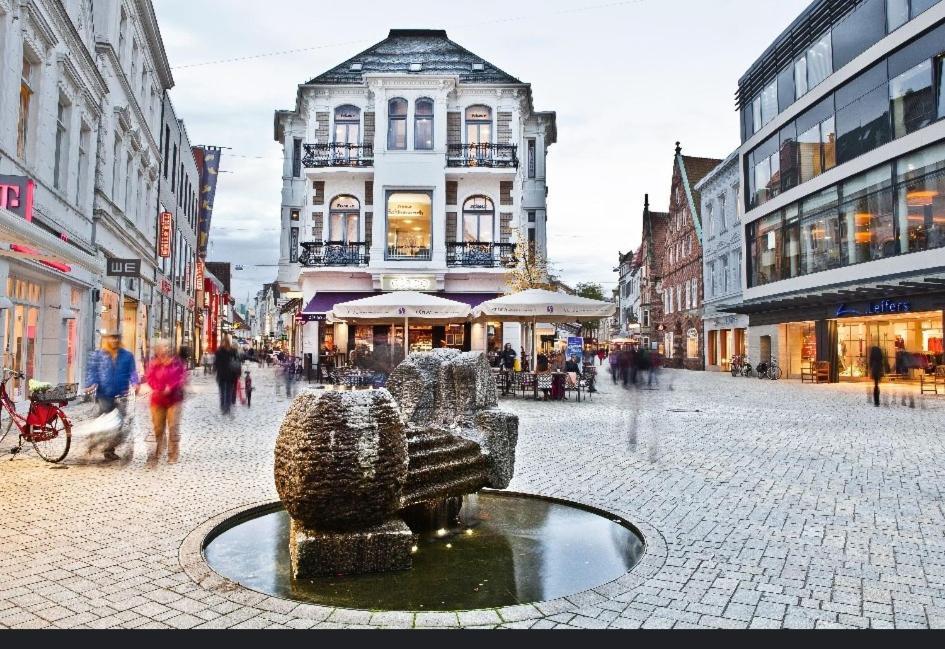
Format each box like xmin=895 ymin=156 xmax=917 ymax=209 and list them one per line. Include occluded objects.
xmin=574 ymin=282 xmax=607 ymax=338
xmin=506 ymin=224 xmax=557 ymax=292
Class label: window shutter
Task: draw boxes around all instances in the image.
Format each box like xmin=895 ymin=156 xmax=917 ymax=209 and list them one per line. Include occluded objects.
xmin=312 ymin=212 xmax=324 ymax=240
xmin=315 ymin=112 xmax=330 ymax=143
xmin=313 ymin=181 xmax=325 ymax=205
xmin=364 ymin=212 xmax=373 ymax=246
xmin=446 ymin=212 xmax=457 ymax=242
xmin=365 ymin=181 xmax=373 ymax=206
xmin=497 ymin=112 xmax=513 ymax=145
xmin=500 ymin=181 xmax=513 ymax=206
xmin=447 ymin=112 xmax=461 ymax=146
xmin=446 ymin=181 xmax=458 ymax=206
xmin=500 ymin=213 xmax=513 ymax=243
xmin=363 ymin=112 xmax=375 ymax=147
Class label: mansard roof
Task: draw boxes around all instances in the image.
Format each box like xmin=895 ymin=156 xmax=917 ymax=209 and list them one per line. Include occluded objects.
xmin=307 ymin=29 xmax=523 ymax=85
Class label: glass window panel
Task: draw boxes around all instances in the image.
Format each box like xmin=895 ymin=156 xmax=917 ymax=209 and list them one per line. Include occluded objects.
xmin=761 ymin=81 xmax=778 ymax=126
xmin=803 ymin=186 xmax=840 ymax=213
xmin=388 ymin=119 xmax=406 ymax=150
xmin=753 ymin=212 xmax=782 ymax=285
xmin=479 ymin=215 xmax=494 ymax=242
xmin=766 ymin=153 xmax=781 ymax=201
xmin=798 ymin=123 xmax=824 ymax=183
xmin=752 ymin=97 xmax=763 ymax=133
xmin=782 ymin=205 xmax=802 ymax=279
xmin=778 ymin=66 xmax=796 ymax=112
xmin=832 ymin=0 xmax=886 ymax=70
xmin=794 ymin=57 xmax=809 ymax=99
xmin=415 ymin=117 xmax=433 ymax=150
xmin=896 ymin=140 xmax=945 ymax=182
xmin=888 ymin=22 xmax=945 ymax=77
xmin=889 ymin=60 xmax=935 ymax=139
xmin=911 ymin=0 xmax=939 ymax=18
xmin=887 ymin=0 xmax=909 ymax=31
xmin=898 ymin=168 xmax=945 ymax=253
xmin=801 ymin=207 xmax=842 ymax=275
xmin=939 ymin=57 xmax=945 ymax=120
xmin=822 ymin=116 xmax=836 ymax=171
xmin=840 ymin=183 xmax=896 ymax=265
xmin=754 ymin=158 xmax=771 ymax=207
xmin=836 ymin=82 xmax=891 ymax=164
xmin=416 ymin=99 xmax=434 ymax=116
xmin=779 ymin=123 xmax=799 ymax=192
xmin=389 ymin=99 xmax=407 ymax=116
xmin=807 ymin=34 xmax=834 ymax=89
xmin=797 ymin=94 xmax=835 ymax=135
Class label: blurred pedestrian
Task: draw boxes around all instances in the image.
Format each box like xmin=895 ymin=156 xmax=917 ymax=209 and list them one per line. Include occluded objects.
xmin=244 ymin=370 xmax=254 ymax=408
xmin=869 ymin=345 xmax=884 ymax=407
xmin=597 ymin=348 xmax=606 ymax=366
xmin=280 ymin=354 xmax=296 ymax=398
xmin=213 ymin=336 xmax=240 ymax=416
xmin=84 ymin=332 xmax=139 ymax=461
xmin=501 ymin=343 xmax=517 ymax=371
xmin=144 ymin=339 xmax=187 ymax=466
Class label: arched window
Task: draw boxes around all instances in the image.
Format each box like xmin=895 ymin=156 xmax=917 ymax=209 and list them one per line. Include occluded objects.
xmin=463 ymin=196 xmax=495 ymax=243
xmin=414 ymin=98 xmax=434 ymax=150
xmin=329 ymin=195 xmax=360 ymax=243
xmin=388 ymin=98 xmax=407 ymax=150
xmin=465 ymin=105 xmax=492 ymax=145
xmin=334 ymin=105 xmax=360 ymax=145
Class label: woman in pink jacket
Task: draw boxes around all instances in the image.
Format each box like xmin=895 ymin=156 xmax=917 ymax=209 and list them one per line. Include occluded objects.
xmin=144 ymin=339 xmax=187 ymax=466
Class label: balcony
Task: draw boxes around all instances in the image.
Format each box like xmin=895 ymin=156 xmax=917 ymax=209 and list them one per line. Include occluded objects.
xmin=446 ymin=144 xmax=518 ymax=169
xmin=302 ymin=143 xmax=374 ymax=168
xmin=447 ymin=242 xmax=517 ymax=268
xmin=299 ymin=242 xmax=369 ymax=267
xmin=387 ymin=245 xmax=432 ymax=262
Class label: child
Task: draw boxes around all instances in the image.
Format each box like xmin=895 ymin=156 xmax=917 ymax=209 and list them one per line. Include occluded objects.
xmin=244 ymin=370 xmax=253 ymax=408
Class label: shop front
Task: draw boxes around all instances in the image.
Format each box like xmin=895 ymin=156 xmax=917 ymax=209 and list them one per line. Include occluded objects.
xmin=704 ymin=313 xmax=749 ymax=372
xmin=730 ymin=274 xmax=945 ymax=383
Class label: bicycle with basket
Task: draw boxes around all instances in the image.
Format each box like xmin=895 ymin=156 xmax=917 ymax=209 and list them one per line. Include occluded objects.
xmin=0 ymin=369 xmax=78 ymax=463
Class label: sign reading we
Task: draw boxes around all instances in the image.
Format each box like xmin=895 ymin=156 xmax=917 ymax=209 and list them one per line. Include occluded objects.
xmin=107 ymin=259 xmax=141 ymax=278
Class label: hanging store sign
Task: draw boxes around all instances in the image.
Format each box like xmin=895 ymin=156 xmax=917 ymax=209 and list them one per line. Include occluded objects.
xmin=195 ymin=261 xmax=205 ymax=291
xmin=160 ymin=278 xmax=173 ymax=296
xmin=382 ymin=275 xmax=436 ymax=292
xmin=106 ymin=258 xmax=141 ymax=278
xmin=0 ymin=175 xmax=36 ymax=221
xmin=158 ymin=212 xmax=173 ymax=258
xmin=836 ymin=300 xmax=912 ymax=318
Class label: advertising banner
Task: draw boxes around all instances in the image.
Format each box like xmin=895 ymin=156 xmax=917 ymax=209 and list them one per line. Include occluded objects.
xmin=159 ymin=212 xmax=172 ymax=258
xmin=193 ymin=146 xmax=223 ymax=259
xmin=567 ymin=336 xmax=585 ymax=362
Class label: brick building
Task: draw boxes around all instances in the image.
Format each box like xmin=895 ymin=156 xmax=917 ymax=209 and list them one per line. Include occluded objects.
xmin=638 ymin=196 xmax=668 ymax=351
xmin=659 ymin=144 xmax=722 ymax=369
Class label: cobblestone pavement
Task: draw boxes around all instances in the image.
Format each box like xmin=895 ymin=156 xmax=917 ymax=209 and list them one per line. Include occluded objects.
xmin=2 ymin=365 xmax=945 ymax=629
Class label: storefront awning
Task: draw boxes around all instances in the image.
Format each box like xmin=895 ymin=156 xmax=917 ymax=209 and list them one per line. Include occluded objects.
xmin=721 ymin=271 xmax=945 ymax=317
xmin=1 ymin=207 xmax=103 ymax=274
xmin=302 ymin=291 xmax=501 ymax=315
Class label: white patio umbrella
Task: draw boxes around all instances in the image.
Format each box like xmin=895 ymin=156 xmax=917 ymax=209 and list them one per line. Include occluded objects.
xmin=473 ymin=289 xmax=616 ymax=370
xmin=328 ymin=291 xmax=472 ymax=353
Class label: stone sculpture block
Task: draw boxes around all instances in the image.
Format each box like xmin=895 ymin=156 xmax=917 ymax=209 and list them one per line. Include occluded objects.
xmin=274 ymin=390 xmax=408 ymax=531
xmin=289 ymin=517 xmax=413 ymax=578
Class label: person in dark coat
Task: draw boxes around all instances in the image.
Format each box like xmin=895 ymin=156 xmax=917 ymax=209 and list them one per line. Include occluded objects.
xmin=501 ymin=343 xmax=517 ymax=371
xmin=213 ymin=336 xmax=240 ymax=415
xmin=869 ymin=345 xmax=885 ymax=407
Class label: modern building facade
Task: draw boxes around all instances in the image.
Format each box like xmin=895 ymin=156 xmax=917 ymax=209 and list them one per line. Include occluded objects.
xmin=697 ymin=151 xmax=748 ymax=372
xmin=659 ymin=144 xmax=721 ymax=370
xmin=273 ymin=29 xmax=557 ymax=365
xmin=733 ymin=0 xmax=945 ymax=381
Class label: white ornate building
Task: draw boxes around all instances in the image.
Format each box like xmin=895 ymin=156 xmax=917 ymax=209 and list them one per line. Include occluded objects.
xmin=274 ymin=29 xmax=556 ymax=364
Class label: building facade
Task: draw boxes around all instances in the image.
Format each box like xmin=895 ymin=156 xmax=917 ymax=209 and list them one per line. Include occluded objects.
xmin=697 ymin=151 xmax=748 ymax=371
xmin=615 ymin=248 xmax=642 ymax=338
xmin=734 ymin=0 xmax=945 ymax=382
xmin=659 ymin=144 xmax=721 ymax=369
xmin=638 ymin=196 xmax=668 ymax=351
xmin=273 ymin=29 xmax=557 ymax=365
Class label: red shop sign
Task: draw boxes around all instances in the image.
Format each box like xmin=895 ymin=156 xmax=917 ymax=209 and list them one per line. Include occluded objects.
xmin=0 ymin=175 xmax=35 ymax=221
xmin=158 ymin=212 xmax=173 ymax=258
xmin=161 ymin=278 xmax=173 ymax=295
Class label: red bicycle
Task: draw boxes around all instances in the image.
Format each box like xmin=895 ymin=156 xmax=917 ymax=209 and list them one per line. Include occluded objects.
xmin=0 ymin=368 xmax=76 ymax=463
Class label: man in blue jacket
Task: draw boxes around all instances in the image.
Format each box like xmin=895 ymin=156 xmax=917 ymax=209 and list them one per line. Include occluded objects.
xmin=85 ymin=332 xmax=139 ymax=461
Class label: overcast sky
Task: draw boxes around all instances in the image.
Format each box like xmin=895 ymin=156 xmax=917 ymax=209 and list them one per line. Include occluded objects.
xmin=153 ymin=0 xmax=811 ymax=303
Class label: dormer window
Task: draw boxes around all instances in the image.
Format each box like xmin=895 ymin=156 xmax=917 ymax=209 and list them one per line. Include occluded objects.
xmin=415 ymin=98 xmax=434 ymax=150
xmin=409 ymin=63 xmax=422 ymax=72
xmin=350 ymin=63 xmax=363 ymax=71
xmin=388 ymin=98 xmax=407 ymax=150
xmin=472 ymin=63 xmax=485 ymax=71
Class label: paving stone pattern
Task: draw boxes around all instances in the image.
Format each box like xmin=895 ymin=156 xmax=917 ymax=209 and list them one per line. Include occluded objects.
xmin=2 ymin=366 xmax=945 ymax=629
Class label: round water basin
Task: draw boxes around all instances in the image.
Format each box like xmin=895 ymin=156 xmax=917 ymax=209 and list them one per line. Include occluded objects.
xmin=203 ymin=492 xmax=645 ymax=611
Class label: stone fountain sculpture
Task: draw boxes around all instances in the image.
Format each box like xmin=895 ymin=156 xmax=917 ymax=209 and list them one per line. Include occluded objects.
xmin=274 ymin=350 xmax=518 ymax=578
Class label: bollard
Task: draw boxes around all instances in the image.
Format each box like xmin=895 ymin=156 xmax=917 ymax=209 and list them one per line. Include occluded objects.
xmin=920 ymin=396 xmax=928 ymax=410
xmin=909 ymin=395 xmax=916 ymax=409
xmin=901 ymin=393 xmax=907 ymax=406
xmin=866 ymin=387 xmax=872 ymax=404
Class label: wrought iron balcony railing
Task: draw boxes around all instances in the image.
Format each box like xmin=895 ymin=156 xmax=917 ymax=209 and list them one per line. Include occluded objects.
xmin=299 ymin=242 xmax=369 ymax=267
xmin=302 ymin=143 xmax=374 ymax=168
xmin=446 ymin=242 xmax=517 ymax=268
xmin=446 ymin=143 xmax=518 ymax=169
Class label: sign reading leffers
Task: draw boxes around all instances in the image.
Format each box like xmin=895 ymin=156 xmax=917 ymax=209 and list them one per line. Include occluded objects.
xmin=159 ymin=212 xmax=173 ymax=258
xmin=0 ymin=175 xmax=36 ymax=221
xmin=382 ymin=275 xmax=436 ymax=292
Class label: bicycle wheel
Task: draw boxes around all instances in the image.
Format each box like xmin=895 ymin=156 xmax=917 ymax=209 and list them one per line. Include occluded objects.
xmin=29 ymin=413 xmax=71 ymax=464
xmin=770 ymin=366 xmax=783 ymax=381
xmin=0 ymin=414 xmax=14 ymax=447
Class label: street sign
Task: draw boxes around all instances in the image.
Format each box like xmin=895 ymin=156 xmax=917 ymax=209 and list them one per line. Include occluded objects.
xmin=106 ymin=258 xmax=141 ymax=277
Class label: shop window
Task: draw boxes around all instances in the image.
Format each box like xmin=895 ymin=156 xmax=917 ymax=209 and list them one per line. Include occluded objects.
xmin=889 ymin=59 xmax=935 ymax=139
xmin=386 ymin=192 xmax=432 ymax=260
xmin=329 ymin=195 xmax=360 ymax=243
xmin=387 ymin=98 xmax=407 ymax=150
xmin=414 ymin=99 xmax=434 ymax=150
xmin=462 ymin=196 xmax=495 ymax=242
xmin=840 ymin=166 xmax=896 ymax=264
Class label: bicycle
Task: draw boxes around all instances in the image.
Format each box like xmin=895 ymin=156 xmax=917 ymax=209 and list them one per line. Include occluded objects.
xmin=730 ymin=355 xmax=746 ymax=377
xmin=766 ymin=358 xmax=783 ymax=381
xmin=0 ymin=368 xmax=76 ymax=463
xmin=741 ymin=360 xmax=755 ymax=378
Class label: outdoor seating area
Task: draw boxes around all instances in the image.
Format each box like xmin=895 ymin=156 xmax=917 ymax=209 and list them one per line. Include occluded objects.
xmin=492 ymin=366 xmax=594 ymax=402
